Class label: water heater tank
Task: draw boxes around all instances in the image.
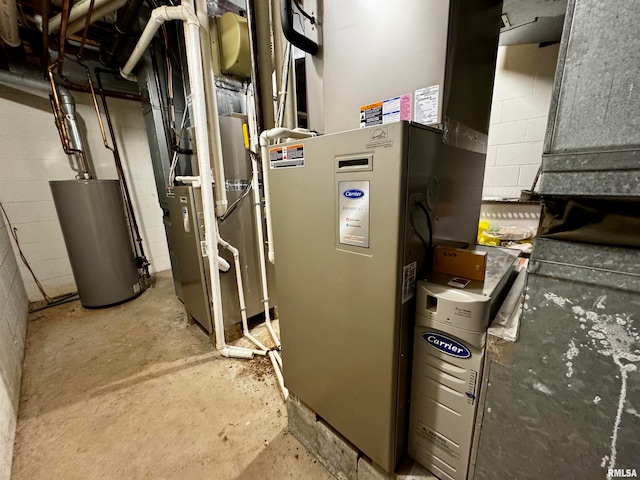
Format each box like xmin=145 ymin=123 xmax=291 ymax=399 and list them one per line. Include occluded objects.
xmin=50 ymin=179 xmax=143 ymax=308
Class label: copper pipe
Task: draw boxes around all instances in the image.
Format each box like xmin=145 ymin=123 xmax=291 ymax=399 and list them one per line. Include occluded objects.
xmin=77 ymin=0 xmax=95 ymax=59
xmin=95 ymin=67 xmax=149 ymax=275
xmin=67 ymin=34 xmax=100 ymax=47
xmin=41 ymin=0 xmax=50 ymax=71
xmin=64 ymin=83 xmax=142 ymax=101
xmin=84 ymin=66 xmax=111 ymax=150
xmin=47 ymin=65 xmax=70 ymax=149
xmin=57 ymin=0 xmax=73 ymax=72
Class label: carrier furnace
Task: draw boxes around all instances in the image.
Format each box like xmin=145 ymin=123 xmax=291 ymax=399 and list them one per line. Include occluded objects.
xmin=269 ymin=122 xmax=486 ymax=471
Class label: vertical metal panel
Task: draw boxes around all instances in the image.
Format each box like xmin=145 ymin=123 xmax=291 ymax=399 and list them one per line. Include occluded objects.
xmin=321 ymin=0 xmax=450 ymax=134
xmin=547 ymin=0 xmax=640 ymax=154
xmin=474 ymin=238 xmax=640 ymax=479
xmin=308 ymin=0 xmax=501 ymax=136
xmin=540 ymin=0 xmax=640 ymax=196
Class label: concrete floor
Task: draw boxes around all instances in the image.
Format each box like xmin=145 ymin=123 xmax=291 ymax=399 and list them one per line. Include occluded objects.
xmin=11 ymin=271 xmax=333 ymax=480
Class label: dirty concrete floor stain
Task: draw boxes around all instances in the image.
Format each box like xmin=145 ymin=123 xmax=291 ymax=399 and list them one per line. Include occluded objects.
xmin=11 ymin=271 xmax=333 ymax=480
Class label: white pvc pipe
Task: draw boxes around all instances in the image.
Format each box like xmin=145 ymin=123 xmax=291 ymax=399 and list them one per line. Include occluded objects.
xmin=64 ymin=0 xmax=126 ymax=37
xmin=218 ymin=237 xmax=268 ymax=354
xmin=247 ymin=93 xmax=281 ymax=348
xmin=272 ymin=349 xmax=283 ymax=369
xmin=195 ymin=0 xmax=228 ymax=218
xmin=259 ymin=128 xmax=315 ymax=264
xmin=175 ymin=175 xmax=201 ymax=186
xmin=0 ymin=0 xmax=20 ymax=47
xmin=48 ymin=0 xmax=117 ymax=33
xmin=269 ymin=351 xmax=288 ymax=400
xmin=120 ymin=6 xmax=185 ymax=81
xmin=122 ymin=4 xmax=257 ymax=359
xmin=251 ymin=143 xmax=281 ymax=349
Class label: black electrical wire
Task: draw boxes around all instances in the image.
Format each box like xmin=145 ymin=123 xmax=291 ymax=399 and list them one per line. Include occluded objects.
xmin=1 ymin=202 xmax=53 ymax=303
xmin=217 ymin=150 xmax=260 ymax=222
xmin=410 ymin=199 xmax=434 ymax=272
xmin=416 ymin=200 xmax=433 ymax=251
xmin=218 ymin=183 xmax=253 ymax=222
xmin=30 ymin=293 xmax=80 ymax=313
xmin=292 ymin=0 xmax=315 ymax=25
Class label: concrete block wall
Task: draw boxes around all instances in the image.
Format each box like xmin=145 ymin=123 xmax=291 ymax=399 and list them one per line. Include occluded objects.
xmin=0 ymin=211 xmax=29 ymax=479
xmin=0 ymin=84 xmax=170 ymax=301
xmin=483 ymin=43 xmax=560 ymax=199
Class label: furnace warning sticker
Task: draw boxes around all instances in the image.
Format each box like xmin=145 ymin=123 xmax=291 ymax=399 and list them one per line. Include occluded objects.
xmin=359 ymin=94 xmax=411 ymax=128
xmin=269 ymin=144 xmax=304 ymax=169
xmin=414 ymin=85 xmax=439 ymax=125
xmin=359 ymin=101 xmax=383 ymax=128
xmin=402 ymin=261 xmax=417 ymax=304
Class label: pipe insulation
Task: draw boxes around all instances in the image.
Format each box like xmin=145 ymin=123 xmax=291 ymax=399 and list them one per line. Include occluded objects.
xmin=0 ymin=70 xmax=89 ymax=175
xmin=48 ymin=0 xmax=115 ymax=33
xmin=64 ymin=0 xmax=127 ymax=37
xmin=121 ymin=5 xmax=257 ymax=359
xmin=0 ymin=0 xmax=20 ymax=47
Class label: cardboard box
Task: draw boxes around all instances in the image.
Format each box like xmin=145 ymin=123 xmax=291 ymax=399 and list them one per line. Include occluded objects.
xmin=433 ymin=246 xmax=487 ymax=282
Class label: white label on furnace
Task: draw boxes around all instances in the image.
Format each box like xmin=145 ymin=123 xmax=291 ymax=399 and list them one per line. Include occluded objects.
xmin=182 ymin=207 xmax=191 ymax=233
xmin=269 ymin=144 xmax=304 ymax=169
xmin=338 ymin=181 xmax=370 ymax=248
xmin=402 ymin=261 xmax=417 ymax=304
xmin=414 ymin=85 xmax=439 ymax=125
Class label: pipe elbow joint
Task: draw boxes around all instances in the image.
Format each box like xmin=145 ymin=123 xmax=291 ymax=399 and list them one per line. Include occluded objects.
xmin=215 ymin=201 xmax=228 ymax=218
xmin=120 ymin=68 xmax=137 ymax=82
xmin=218 ymin=346 xmax=254 ymax=359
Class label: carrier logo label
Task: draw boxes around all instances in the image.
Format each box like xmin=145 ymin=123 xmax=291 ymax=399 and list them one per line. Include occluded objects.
xmin=343 ymin=189 xmax=365 ymax=199
xmin=423 ymin=332 xmax=471 ymax=359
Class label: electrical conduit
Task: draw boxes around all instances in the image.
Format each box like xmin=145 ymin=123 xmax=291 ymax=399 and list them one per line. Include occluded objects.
xmin=121 ymin=4 xmax=256 ymax=359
